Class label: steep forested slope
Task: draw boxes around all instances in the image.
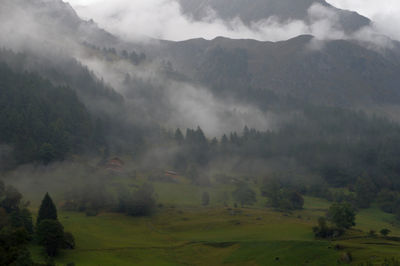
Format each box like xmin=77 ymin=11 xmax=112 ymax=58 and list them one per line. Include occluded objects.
xmin=0 ymin=49 xmax=123 ymax=113
xmin=0 ymin=63 xmax=94 ymax=165
xmin=158 ymin=36 xmax=400 ymax=107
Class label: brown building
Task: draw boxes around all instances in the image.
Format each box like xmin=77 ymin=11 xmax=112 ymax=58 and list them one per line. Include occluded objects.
xmin=105 ymin=157 xmax=124 ymax=172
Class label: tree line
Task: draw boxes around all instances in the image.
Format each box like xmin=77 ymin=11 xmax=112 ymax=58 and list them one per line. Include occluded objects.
xmin=0 ymin=180 xmax=74 ymax=265
xmin=163 ymin=105 xmax=400 ymax=217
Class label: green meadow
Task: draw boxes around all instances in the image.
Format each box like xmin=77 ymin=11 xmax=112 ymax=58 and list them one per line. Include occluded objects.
xmin=27 ymin=179 xmax=400 ymax=266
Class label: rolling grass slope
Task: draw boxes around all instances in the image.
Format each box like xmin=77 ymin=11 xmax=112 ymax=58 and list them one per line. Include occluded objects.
xmin=31 ymin=208 xmax=338 ymax=265
xmin=18 ymin=173 xmax=400 ymax=265
xmin=29 ymin=195 xmax=400 ymax=265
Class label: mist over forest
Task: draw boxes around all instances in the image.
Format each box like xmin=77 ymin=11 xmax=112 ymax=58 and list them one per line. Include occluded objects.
xmin=2 ymin=0 xmax=400 ymax=265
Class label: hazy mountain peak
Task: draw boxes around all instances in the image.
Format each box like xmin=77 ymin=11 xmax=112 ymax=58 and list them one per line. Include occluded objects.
xmin=0 ymin=0 xmax=118 ymax=49
xmin=178 ymin=0 xmax=370 ymax=33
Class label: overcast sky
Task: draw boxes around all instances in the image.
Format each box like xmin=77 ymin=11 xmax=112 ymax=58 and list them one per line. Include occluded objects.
xmin=67 ymin=0 xmax=400 ymax=17
xmin=328 ymin=0 xmax=400 ymax=40
xmin=66 ymin=0 xmax=400 ymax=41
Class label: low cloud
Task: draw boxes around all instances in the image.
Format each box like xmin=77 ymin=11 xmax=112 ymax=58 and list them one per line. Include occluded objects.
xmin=69 ymin=0 xmax=375 ymax=43
xmin=328 ymin=0 xmax=400 ymax=41
xmin=79 ymin=53 xmax=273 ymax=136
xmin=1 ymin=0 xmax=396 ymax=138
xmin=0 ymin=0 xmax=276 ymax=136
xmin=0 ymin=0 xmax=83 ymax=58
xmin=164 ymin=82 xmax=273 ymax=136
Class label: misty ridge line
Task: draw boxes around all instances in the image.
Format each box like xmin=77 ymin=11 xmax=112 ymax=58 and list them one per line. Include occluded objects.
xmin=0 ymin=0 xmax=278 ymax=136
xmin=0 ymin=0 xmax=399 ymax=138
xmin=71 ymin=0 xmax=393 ymax=47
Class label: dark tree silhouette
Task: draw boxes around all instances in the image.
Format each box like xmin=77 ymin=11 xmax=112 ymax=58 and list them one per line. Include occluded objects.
xmin=37 ymin=219 xmax=64 ymax=257
xmin=37 ymin=193 xmax=58 ymax=226
xmin=327 ymin=202 xmax=356 ymax=229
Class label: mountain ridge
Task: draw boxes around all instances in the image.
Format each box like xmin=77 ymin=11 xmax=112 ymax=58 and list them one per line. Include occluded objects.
xmin=153 ymin=34 xmax=400 ymax=107
xmin=178 ymin=0 xmax=370 ymax=33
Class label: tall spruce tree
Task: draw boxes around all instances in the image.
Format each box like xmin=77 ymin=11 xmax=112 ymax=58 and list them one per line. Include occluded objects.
xmin=37 ymin=219 xmax=64 ymax=257
xmin=37 ymin=193 xmax=58 ymax=226
xmin=174 ymin=128 xmax=184 ymax=144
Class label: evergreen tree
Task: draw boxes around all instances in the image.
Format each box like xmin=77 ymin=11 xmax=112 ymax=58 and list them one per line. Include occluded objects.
xmin=38 ymin=143 xmax=56 ymax=165
xmin=174 ymin=128 xmax=184 ymax=144
xmin=0 ymin=63 xmax=95 ymax=165
xmin=37 ymin=219 xmax=64 ymax=257
xmin=220 ymin=134 xmax=229 ymax=153
xmin=243 ymin=126 xmax=250 ymax=140
xmin=37 ymin=193 xmax=58 ymax=226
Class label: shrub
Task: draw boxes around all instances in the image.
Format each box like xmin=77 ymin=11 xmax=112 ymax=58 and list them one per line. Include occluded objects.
xmin=327 ymin=202 xmax=356 ymax=229
xmin=119 ymin=184 xmax=156 ymax=217
xmin=312 ymin=217 xmax=344 ymax=239
xmin=380 ymin=228 xmax=391 ymax=237
xmin=63 ymin=232 xmax=75 ymax=249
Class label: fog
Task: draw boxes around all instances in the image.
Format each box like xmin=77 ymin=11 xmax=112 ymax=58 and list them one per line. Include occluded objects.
xmin=1 ymin=1 xmax=400 ymax=236
xmin=68 ymin=0 xmax=382 ymax=43
xmin=1 ymin=0 xmax=398 ymax=140
xmin=69 ymin=0 xmax=400 ymax=42
xmin=79 ymin=53 xmax=272 ymax=136
xmin=0 ymin=0 xmax=278 ymax=136
xmin=328 ymin=0 xmax=400 ymax=41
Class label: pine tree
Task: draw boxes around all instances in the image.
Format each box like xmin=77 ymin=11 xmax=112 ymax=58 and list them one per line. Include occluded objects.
xmin=37 ymin=219 xmax=64 ymax=257
xmin=37 ymin=193 xmax=58 ymax=226
xmin=174 ymin=128 xmax=184 ymax=144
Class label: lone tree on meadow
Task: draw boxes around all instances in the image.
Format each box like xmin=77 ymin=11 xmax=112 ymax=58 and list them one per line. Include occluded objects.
xmin=36 ymin=192 xmax=75 ymax=257
xmin=313 ymin=203 xmax=356 ymax=239
xmin=380 ymin=228 xmax=391 ymax=237
xmin=37 ymin=219 xmax=65 ymax=257
xmin=37 ymin=193 xmax=58 ymax=226
xmin=327 ymin=202 xmax=356 ymax=229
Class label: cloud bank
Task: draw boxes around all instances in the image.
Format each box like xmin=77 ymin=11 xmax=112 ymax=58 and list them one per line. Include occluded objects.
xmin=0 ymin=0 xmax=275 ymax=136
xmin=67 ymin=0 xmax=384 ymax=43
xmin=79 ymin=54 xmax=273 ymax=136
xmin=328 ymin=0 xmax=400 ymax=41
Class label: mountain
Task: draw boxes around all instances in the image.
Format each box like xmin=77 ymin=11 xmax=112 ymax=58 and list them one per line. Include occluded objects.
xmin=4 ymin=0 xmax=400 ymax=200
xmin=154 ymin=35 xmax=400 ymax=107
xmin=2 ymin=0 xmax=400 ymax=150
xmin=0 ymin=0 xmax=119 ymax=46
xmin=178 ymin=0 xmax=370 ymax=33
xmin=0 ymin=0 xmax=148 ymax=165
xmin=3 ymin=0 xmax=391 ymax=110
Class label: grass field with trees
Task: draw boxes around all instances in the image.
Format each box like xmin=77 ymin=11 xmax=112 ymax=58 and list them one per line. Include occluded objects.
xmin=1 ymin=171 xmax=396 ymax=266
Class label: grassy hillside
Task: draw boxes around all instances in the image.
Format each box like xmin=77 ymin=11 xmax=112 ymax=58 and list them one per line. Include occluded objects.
xmin=28 ymin=185 xmax=400 ymax=265
xmin=31 ymin=208 xmax=335 ymax=265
